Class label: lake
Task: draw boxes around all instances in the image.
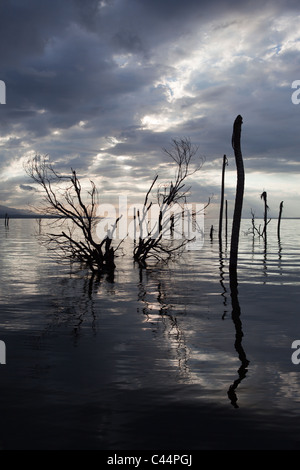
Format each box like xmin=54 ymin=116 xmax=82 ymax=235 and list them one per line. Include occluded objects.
xmin=0 ymin=217 xmax=300 ymax=450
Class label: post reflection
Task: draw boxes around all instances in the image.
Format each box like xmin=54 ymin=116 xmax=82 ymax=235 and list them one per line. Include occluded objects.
xmin=262 ymin=236 xmax=268 ymax=282
xmin=227 ymin=268 xmax=250 ymax=408
xmin=219 ymin=240 xmax=228 ymax=320
xmin=278 ymin=238 xmax=283 ymax=276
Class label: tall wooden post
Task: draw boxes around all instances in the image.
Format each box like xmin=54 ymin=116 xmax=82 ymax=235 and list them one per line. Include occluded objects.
xmin=229 ymin=115 xmax=244 ymax=281
xmin=218 ymin=155 xmax=228 ymax=243
xmin=225 ymin=199 xmax=228 ymax=244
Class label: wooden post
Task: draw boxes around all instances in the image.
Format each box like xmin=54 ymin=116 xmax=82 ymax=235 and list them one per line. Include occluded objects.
xmin=225 ymin=199 xmax=228 ymax=244
xmin=218 ymin=155 xmax=228 ymax=243
xmin=260 ymin=191 xmax=268 ymax=239
xmin=229 ymin=115 xmax=244 ymax=280
xmin=277 ymin=201 xmax=283 ymax=240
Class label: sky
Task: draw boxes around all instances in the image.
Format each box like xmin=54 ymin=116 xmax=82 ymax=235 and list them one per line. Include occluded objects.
xmin=1 ymin=0 xmax=300 ymax=219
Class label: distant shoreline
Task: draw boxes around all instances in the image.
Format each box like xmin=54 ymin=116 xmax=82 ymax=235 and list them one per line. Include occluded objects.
xmin=0 ymin=215 xmax=58 ymax=219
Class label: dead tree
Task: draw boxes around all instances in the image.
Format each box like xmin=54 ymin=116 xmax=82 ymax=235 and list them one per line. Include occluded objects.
xmin=25 ymin=155 xmax=120 ymax=274
xmin=248 ymin=204 xmax=270 ymax=239
xmin=133 ymin=138 xmax=207 ymax=267
xmin=248 ymin=209 xmax=262 ymax=237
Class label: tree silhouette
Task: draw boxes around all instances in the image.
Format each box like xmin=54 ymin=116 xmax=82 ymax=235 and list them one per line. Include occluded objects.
xmin=25 ymin=155 xmax=120 ymax=274
xmin=133 ymin=138 xmax=207 ymax=267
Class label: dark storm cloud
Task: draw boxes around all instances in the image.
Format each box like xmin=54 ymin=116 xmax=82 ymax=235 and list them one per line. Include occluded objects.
xmin=19 ymin=184 xmax=35 ymax=191
xmin=0 ymin=1 xmax=73 ymax=64
xmin=112 ymin=31 xmax=145 ymax=55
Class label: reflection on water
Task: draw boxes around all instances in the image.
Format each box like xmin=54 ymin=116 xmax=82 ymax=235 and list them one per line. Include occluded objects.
xmin=137 ymin=268 xmax=190 ymax=381
xmin=1 ymin=218 xmax=300 ymax=449
xmin=219 ymin=242 xmax=228 ymax=320
xmin=227 ymin=268 xmax=250 ymax=409
xmin=219 ymin=237 xmax=249 ymax=408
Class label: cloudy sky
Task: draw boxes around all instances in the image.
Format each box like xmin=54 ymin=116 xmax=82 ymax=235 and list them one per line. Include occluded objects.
xmin=1 ymin=0 xmax=300 ymax=218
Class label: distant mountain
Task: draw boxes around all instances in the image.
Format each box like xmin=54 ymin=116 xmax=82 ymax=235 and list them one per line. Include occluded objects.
xmin=0 ymin=205 xmax=38 ymax=218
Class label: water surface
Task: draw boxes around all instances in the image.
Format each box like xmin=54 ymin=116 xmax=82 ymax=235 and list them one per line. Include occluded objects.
xmin=0 ymin=218 xmax=300 ymax=449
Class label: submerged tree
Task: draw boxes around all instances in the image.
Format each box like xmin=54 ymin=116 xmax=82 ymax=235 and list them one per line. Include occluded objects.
xmin=247 ymin=208 xmax=263 ymax=237
xmin=133 ymin=138 xmax=207 ymax=267
xmin=247 ymin=193 xmax=271 ymax=239
xmin=25 ymin=156 xmax=121 ymax=274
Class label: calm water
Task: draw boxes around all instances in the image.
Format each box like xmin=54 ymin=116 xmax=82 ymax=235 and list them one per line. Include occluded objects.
xmin=0 ymin=218 xmax=300 ymax=449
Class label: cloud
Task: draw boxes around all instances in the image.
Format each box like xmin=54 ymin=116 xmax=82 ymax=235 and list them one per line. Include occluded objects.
xmin=19 ymin=184 xmax=35 ymax=191
xmin=0 ymin=0 xmax=300 ymax=216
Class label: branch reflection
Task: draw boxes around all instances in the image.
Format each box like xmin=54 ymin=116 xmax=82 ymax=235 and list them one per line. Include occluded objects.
xmin=47 ymin=269 xmax=105 ymax=337
xmin=137 ymin=268 xmax=189 ymax=377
